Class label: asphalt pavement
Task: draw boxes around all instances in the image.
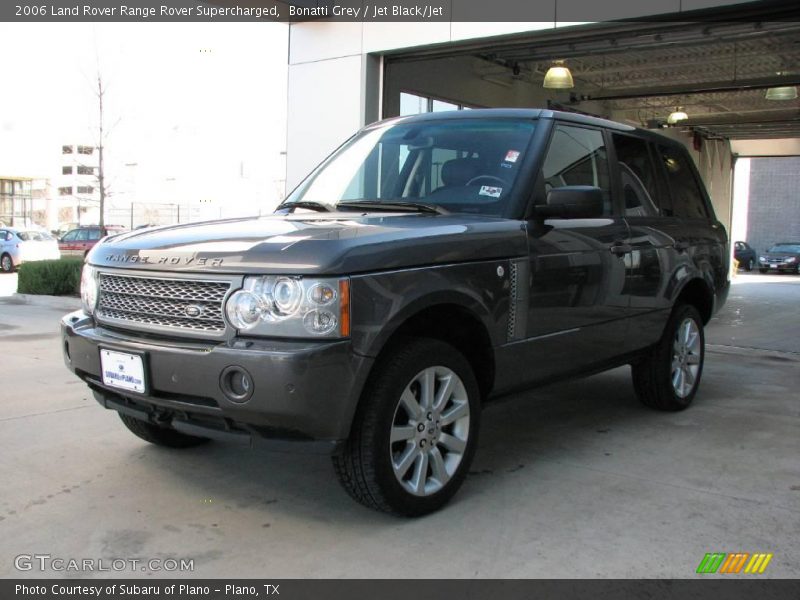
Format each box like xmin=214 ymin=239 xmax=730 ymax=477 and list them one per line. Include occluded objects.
xmin=0 ymin=273 xmax=798 ymax=578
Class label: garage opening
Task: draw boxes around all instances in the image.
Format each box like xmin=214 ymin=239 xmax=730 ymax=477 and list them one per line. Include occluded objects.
xmin=381 ymin=7 xmax=800 ymax=240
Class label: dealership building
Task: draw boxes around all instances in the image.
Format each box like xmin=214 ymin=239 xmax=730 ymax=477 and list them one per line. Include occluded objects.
xmin=284 ymin=0 xmax=800 ymax=247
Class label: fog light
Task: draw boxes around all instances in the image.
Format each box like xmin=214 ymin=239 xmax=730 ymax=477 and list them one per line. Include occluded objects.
xmin=220 ymin=366 xmax=254 ymax=403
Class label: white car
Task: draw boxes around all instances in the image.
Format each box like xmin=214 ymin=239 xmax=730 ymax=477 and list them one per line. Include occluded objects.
xmin=0 ymin=227 xmax=61 ymax=272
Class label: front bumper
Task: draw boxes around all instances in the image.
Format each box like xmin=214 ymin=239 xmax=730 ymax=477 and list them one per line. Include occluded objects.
xmin=759 ymin=261 xmax=798 ymax=271
xmin=61 ymin=311 xmax=374 ymax=452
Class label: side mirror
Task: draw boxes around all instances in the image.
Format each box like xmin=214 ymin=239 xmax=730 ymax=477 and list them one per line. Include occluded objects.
xmin=535 ymin=186 xmax=604 ymax=219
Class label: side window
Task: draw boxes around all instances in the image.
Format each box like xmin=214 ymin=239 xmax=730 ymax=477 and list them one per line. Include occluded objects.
xmin=612 ymin=134 xmax=660 ymax=217
xmin=658 ymin=145 xmax=709 ymax=219
xmin=88 ymin=228 xmax=102 ymax=241
xmin=0 ymin=230 xmax=7 ymax=242
xmin=543 ymin=124 xmax=612 ymax=215
xmin=61 ymin=230 xmax=78 ymax=242
xmin=75 ymin=229 xmax=90 ymax=242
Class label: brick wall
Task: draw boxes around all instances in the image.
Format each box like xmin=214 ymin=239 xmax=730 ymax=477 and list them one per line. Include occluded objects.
xmin=746 ymin=157 xmax=800 ymax=254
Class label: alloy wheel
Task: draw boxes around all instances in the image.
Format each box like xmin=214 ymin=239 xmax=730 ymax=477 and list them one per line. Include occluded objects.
xmin=671 ymin=317 xmax=702 ymax=398
xmin=389 ymin=366 xmax=470 ymax=497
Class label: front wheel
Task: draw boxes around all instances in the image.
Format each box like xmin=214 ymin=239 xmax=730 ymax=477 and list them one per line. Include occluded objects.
xmin=333 ymin=338 xmax=480 ymax=516
xmin=632 ymin=304 xmax=705 ymax=411
xmin=758 ymin=268 xmax=769 ymax=274
xmin=745 ymin=258 xmax=754 ymax=272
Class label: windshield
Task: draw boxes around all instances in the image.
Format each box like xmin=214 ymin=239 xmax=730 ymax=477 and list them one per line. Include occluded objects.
xmin=768 ymin=244 xmax=800 ymax=253
xmin=285 ymin=118 xmax=537 ymax=216
xmin=17 ymin=231 xmax=53 ymax=241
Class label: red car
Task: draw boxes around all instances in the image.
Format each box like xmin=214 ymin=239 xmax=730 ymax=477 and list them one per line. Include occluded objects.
xmin=58 ymin=226 xmax=126 ymax=258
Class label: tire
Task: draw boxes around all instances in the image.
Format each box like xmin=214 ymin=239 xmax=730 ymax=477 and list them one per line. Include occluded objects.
xmin=745 ymin=259 xmax=754 ymax=272
xmin=333 ymin=337 xmax=481 ymax=517
xmin=758 ymin=268 xmax=769 ymax=274
xmin=0 ymin=253 xmax=13 ymax=273
xmin=118 ymin=413 xmax=210 ymax=448
xmin=632 ymin=304 xmax=705 ymax=412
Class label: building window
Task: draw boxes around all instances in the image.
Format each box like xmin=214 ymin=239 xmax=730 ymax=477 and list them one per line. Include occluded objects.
xmin=77 ymin=146 xmax=94 ymax=155
xmin=76 ymin=186 xmax=94 ymax=194
xmin=62 ymin=145 xmax=74 ymax=154
xmin=62 ymin=166 xmax=73 ymax=175
xmin=400 ymin=92 xmax=473 ymax=116
xmin=58 ymin=186 xmax=73 ymax=195
xmin=77 ymin=166 xmax=94 ymax=175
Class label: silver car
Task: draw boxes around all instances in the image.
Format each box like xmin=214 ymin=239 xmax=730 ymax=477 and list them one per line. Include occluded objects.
xmin=0 ymin=227 xmax=61 ymax=272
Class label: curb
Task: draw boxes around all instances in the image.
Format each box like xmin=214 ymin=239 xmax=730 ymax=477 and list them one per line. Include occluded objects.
xmin=1 ymin=293 xmax=81 ymax=312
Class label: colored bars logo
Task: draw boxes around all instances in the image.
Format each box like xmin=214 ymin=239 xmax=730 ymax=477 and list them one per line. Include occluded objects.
xmin=696 ymin=553 xmax=773 ymax=574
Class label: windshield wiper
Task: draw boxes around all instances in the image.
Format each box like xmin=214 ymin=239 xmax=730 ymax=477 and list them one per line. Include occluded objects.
xmin=275 ymin=200 xmax=333 ymax=213
xmin=337 ymin=201 xmax=446 ymax=215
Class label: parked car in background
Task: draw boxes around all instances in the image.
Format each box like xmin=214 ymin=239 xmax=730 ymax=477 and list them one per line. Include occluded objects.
xmin=58 ymin=225 xmax=126 ymax=258
xmin=758 ymin=243 xmax=800 ymax=274
xmin=734 ymin=241 xmax=757 ymax=271
xmin=0 ymin=227 xmax=61 ymax=272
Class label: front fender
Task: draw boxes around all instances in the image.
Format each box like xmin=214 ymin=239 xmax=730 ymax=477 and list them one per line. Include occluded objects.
xmin=349 ymin=260 xmax=513 ymax=358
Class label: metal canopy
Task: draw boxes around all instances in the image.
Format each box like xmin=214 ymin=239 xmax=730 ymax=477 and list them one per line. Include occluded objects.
xmin=386 ymin=12 xmax=800 ymax=140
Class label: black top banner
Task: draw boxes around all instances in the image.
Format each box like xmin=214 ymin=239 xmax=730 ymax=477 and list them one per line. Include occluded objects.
xmin=2 ymin=0 xmax=799 ymax=22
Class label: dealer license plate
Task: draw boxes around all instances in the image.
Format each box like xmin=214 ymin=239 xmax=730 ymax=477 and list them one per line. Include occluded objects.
xmin=100 ymin=349 xmax=146 ymax=393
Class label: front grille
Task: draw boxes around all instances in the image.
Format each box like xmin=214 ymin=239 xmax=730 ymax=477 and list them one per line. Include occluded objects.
xmin=96 ymin=273 xmax=231 ymax=335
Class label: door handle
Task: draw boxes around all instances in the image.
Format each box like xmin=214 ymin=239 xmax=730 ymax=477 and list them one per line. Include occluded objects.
xmin=609 ymin=242 xmax=632 ymax=256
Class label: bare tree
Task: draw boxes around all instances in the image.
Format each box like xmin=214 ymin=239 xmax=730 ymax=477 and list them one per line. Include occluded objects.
xmin=95 ymin=72 xmax=107 ymax=228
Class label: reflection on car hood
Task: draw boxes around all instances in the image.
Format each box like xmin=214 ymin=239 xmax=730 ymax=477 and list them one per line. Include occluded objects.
xmin=87 ymin=212 xmax=526 ymax=275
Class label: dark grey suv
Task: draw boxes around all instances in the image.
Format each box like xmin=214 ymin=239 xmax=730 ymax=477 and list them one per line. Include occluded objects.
xmin=62 ymin=109 xmax=729 ymax=516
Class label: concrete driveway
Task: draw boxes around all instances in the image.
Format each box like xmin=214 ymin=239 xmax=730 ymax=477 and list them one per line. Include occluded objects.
xmin=0 ymin=273 xmax=798 ymax=578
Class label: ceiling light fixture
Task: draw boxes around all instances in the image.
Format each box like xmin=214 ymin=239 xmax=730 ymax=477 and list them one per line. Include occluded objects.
xmin=765 ymin=86 xmax=798 ymax=100
xmin=667 ymin=107 xmax=689 ymax=125
xmin=543 ymin=61 xmax=574 ymax=89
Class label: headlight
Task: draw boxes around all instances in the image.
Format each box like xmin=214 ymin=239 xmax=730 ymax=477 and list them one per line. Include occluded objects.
xmin=80 ymin=265 xmax=98 ymax=314
xmin=759 ymin=256 xmax=766 ymax=262
xmin=785 ymin=257 xmax=797 ymax=263
xmin=225 ymin=276 xmax=350 ymax=338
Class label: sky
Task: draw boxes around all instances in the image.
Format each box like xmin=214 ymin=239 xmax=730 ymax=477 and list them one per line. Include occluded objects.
xmin=0 ymin=22 xmax=289 ymax=219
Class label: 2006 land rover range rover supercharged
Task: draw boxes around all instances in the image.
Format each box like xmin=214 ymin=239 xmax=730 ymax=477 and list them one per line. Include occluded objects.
xmin=62 ymin=109 xmax=729 ymax=516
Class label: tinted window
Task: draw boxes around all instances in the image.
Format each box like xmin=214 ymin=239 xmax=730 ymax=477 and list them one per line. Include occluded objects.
xmin=543 ymin=124 xmax=611 ymax=215
xmin=612 ymin=134 xmax=660 ymax=217
xmin=75 ymin=229 xmax=90 ymax=241
xmin=658 ymin=145 xmax=709 ymax=219
xmin=61 ymin=230 xmax=78 ymax=241
xmin=88 ymin=228 xmax=102 ymax=240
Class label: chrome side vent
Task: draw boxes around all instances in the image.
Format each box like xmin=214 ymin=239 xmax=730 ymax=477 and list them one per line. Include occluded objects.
xmin=507 ymin=259 xmax=529 ymax=342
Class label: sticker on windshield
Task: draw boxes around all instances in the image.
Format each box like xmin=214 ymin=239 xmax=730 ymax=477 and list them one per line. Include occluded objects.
xmin=479 ymin=185 xmax=503 ymax=198
xmin=504 ymin=150 xmax=520 ymax=163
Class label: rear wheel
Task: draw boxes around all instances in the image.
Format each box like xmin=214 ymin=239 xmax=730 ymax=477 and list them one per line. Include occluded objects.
xmin=0 ymin=253 xmax=13 ymax=273
xmin=118 ymin=413 xmax=210 ymax=448
xmin=745 ymin=258 xmax=754 ymax=271
xmin=632 ymin=304 xmax=705 ymax=411
xmin=333 ymin=338 xmax=480 ymax=516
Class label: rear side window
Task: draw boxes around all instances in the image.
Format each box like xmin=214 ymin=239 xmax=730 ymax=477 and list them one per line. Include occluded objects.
xmin=658 ymin=145 xmax=709 ymax=219
xmin=612 ymin=134 xmax=661 ymax=217
xmin=543 ymin=124 xmax=611 ymax=215
xmin=88 ymin=229 xmax=102 ymax=241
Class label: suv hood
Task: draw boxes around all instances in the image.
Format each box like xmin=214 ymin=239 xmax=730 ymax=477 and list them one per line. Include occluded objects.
xmin=762 ymin=252 xmax=800 ymax=260
xmin=88 ymin=213 xmax=526 ymax=274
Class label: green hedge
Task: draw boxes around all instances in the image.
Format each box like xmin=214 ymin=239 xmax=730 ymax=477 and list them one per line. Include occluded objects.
xmin=17 ymin=259 xmax=83 ymax=296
